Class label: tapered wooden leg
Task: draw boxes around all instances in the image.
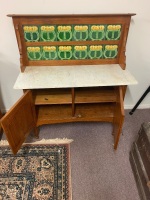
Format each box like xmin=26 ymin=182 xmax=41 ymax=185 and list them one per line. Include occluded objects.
xmin=33 ymin=126 xmax=39 ymax=139
xmin=113 ymin=86 xmax=125 ymax=150
xmin=0 ymin=127 xmax=3 ymax=140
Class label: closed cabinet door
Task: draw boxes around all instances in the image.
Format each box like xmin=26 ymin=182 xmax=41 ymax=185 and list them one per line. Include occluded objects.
xmin=0 ymin=90 xmax=37 ymax=154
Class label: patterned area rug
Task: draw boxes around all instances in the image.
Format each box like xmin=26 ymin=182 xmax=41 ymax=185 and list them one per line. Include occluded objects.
xmin=0 ymin=143 xmax=72 ymax=200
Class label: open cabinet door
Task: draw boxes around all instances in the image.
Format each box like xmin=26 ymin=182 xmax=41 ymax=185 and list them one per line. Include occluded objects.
xmin=0 ymin=90 xmax=37 ymax=154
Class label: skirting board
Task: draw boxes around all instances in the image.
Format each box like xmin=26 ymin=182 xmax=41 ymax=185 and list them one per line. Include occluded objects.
xmin=125 ymin=104 xmax=150 ymax=110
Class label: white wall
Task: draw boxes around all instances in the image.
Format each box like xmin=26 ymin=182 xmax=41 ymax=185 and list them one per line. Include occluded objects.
xmin=0 ymin=0 xmax=150 ymax=112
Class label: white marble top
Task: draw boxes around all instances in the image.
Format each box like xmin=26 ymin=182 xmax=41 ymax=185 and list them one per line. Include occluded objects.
xmin=14 ymin=64 xmax=137 ymax=89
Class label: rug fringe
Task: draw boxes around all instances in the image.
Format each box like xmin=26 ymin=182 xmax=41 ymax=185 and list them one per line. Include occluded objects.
xmin=0 ymin=138 xmax=73 ymax=146
xmin=26 ymin=138 xmax=73 ymax=144
xmin=0 ymin=140 xmax=9 ymax=145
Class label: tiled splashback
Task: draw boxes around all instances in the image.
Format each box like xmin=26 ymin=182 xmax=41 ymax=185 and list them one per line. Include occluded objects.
xmin=24 ymin=24 xmax=121 ymax=60
xmin=23 ymin=24 xmax=122 ymax=42
xmin=27 ymin=45 xmax=118 ymax=60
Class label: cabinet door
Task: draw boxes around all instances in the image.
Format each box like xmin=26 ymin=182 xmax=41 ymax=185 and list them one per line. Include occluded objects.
xmin=0 ymin=90 xmax=37 ymax=154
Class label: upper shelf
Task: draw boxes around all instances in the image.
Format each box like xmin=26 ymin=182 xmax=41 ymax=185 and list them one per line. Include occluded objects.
xmin=7 ymin=14 xmax=136 ymax=17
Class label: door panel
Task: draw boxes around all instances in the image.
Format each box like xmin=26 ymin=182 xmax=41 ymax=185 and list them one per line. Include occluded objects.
xmin=0 ymin=90 xmax=36 ymax=154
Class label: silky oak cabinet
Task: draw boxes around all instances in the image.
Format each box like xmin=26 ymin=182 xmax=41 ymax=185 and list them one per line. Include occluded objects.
xmin=0 ymin=14 xmax=137 ymax=154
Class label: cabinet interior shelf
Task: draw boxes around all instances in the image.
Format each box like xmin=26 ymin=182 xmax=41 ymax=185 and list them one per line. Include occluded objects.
xmin=36 ymin=103 xmax=114 ymax=126
xmin=33 ymin=86 xmax=116 ymax=105
xmin=33 ymin=88 xmax=72 ymax=104
xmin=33 ymin=87 xmax=116 ymax=126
